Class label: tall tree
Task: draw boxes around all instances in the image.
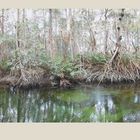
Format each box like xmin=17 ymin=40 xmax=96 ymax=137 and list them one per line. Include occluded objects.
xmin=48 ymin=9 xmax=53 ymax=59
xmin=1 ymin=9 xmax=5 ymax=34
xmin=22 ymin=9 xmax=26 ymax=49
xmin=15 ymin=9 xmax=20 ymax=59
xmin=104 ymin=9 xmax=109 ymax=54
xmin=0 ymin=9 xmax=5 ymax=61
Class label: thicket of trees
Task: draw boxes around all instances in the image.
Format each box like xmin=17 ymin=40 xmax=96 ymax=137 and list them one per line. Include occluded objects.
xmin=0 ymin=9 xmax=140 ymax=87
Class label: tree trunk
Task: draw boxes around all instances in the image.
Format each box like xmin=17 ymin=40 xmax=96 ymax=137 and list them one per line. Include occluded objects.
xmin=48 ymin=9 xmax=53 ymax=59
xmin=43 ymin=9 xmax=47 ymax=50
xmin=22 ymin=9 xmax=26 ymax=49
xmin=1 ymin=9 xmax=4 ymax=34
xmin=15 ymin=9 xmax=20 ymax=59
xmin=104 ymin=9 xmax=109 ymax=55
xmin=0 ymin=9 xmax=5 ymax=61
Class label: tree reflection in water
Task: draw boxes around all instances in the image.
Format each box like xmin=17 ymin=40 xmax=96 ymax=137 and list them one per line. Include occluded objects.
xmin=0 ymin=85 xmax=140 ymax=122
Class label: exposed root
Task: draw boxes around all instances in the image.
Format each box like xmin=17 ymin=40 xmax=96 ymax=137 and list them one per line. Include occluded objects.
xmin=97 ymin=54 xmax=140 ymax=84
xmin=73 ymin=52 xmax=140 ymax=84
xmin=15 ymin=67 xmax=46 ymax=87
xmin=0 ymin=52 xmax=140 ymax=89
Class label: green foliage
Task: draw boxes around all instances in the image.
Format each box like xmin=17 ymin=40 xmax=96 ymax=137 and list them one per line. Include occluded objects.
xmin=9 ymin=46 xmax=51 ymax=70
xmin=87 ymin=53 xmax=108 ymax=64
xmin=75 ymin=53 xmax=108 ymax=64
xmin=121 ymin=53 xmax=140 ymax=65
xmin=0 ymin=34 xmax=15 ymax=45
xmin=0 ymin=59 xmax=11 ymax=71
xmin=50 ymin=57 xmax=76 ymax=76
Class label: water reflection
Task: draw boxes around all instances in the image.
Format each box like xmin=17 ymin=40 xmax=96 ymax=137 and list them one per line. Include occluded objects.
xmin=123 ymin=111 xmax=140 ymax=122
xmin=89 ymin=95 xmax=116 ymax=122
xmin=134 ymin=94 xmax=140 ymax=104
xmin=0 ymin=85 xmax=139 ymax=122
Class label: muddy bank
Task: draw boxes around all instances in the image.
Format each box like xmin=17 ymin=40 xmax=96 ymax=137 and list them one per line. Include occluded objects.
xmin=1 ymin=48 xmax=140 ymax=89
xmin=0 ymin=68 xmax=77 ymax=89
xmin=0 ymin=63 xmax=140 ymax=90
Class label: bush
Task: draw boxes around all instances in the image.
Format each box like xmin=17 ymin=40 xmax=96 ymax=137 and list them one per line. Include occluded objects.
xmin=0 ymin=59 xmax=11 ymax=71
xmin=87 ymin=53 xmax=108 ymax=64
xmin=50 ymin=57 xmax=75 ymax=76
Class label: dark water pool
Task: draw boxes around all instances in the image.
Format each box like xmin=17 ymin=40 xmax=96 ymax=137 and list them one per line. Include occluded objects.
xmin=0 ymin=84 xmax=140 ymax=122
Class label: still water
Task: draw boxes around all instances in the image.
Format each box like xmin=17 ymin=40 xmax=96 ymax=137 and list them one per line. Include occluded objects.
xmin=0 ymin=84 xmax=140 ymax=122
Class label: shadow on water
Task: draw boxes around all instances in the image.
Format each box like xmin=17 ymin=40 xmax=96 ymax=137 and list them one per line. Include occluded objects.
xmin=0 ymin=84 xmax=140 ymax=122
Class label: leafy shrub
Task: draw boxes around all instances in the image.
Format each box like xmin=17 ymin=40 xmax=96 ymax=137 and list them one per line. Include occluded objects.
xmin=50 ymin=57 xmax=75 ymax=76
xmin=0 ymin=59 xmax=12 ymax=71
xmin=87 ymin=53 xmax=108 ymax=64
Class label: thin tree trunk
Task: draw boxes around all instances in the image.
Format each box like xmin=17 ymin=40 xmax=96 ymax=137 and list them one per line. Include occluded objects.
xmin=1 ymin=9 xmax=4 ymax=34
xmin=43 ymin=9 xmax=47 ymax=50
xmin=15 ymin=9 xmax=20 ymax=59
xmin=104 ymin=9 xmax=109 ymax=55
xmin=0 ymin=9 xmax=5 ymax=61
xmin=22 ymin=9 xmax=26 ymax=49
xmin=48 ymin=9 xmax=53 ymax=59
xmin=86 ymin=14 xmax=96 ymax=52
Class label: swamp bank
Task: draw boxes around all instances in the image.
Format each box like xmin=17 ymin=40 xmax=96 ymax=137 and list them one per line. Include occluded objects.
xmin=0 ymin=52 xmax=140 ymax=89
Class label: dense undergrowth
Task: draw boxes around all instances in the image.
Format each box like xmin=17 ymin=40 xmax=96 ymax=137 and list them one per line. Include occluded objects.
xmin=0 ymin=52 xmax=140 ymax=88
